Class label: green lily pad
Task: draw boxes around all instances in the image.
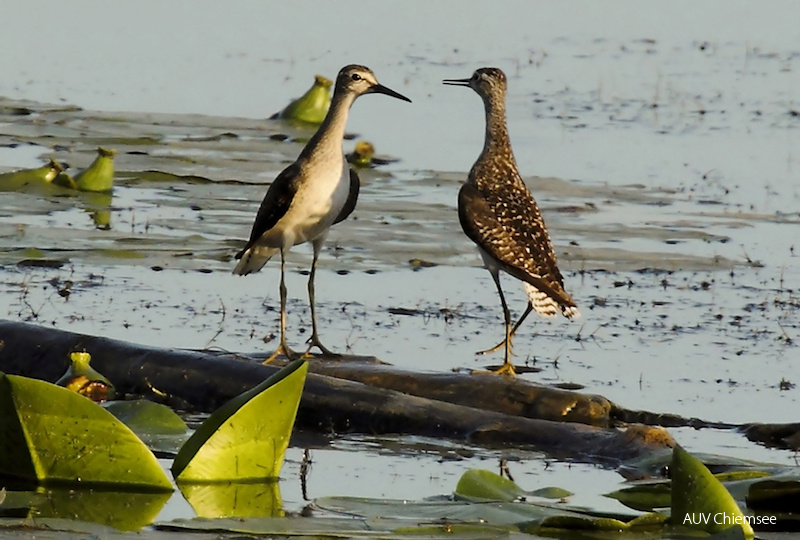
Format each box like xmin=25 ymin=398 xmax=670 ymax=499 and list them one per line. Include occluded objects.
xmin=535 ymin=514 xmax=629 ymax=531
xmin=529 ymin=486 xmax=573 ymax=500
xmin=171 ymin=359 xmax=308 ymax=482
xmin=0 ymin=372 xmax=173 ymax=491
xmin=454 ymin=469 xmax=526 ymax=502
xmin=605 ymin=481 xmax=671 ymax=511
xmin=102 ymin=399 xmax=190 ymax=454
xmin=671 ymin=445 xmax=754 ymax=538
xmin=746 ymin=478 xmax=800 ymax=512
xmin=102 ymin=399 xmax=187 ymax=434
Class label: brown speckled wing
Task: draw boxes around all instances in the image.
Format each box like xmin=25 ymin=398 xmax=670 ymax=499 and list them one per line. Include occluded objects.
xmin=458 ymin=182 xmax=576 ymax=310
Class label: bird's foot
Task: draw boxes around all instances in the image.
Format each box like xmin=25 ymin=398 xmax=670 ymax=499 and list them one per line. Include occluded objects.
xmin=302 ymin=335 xmax=342 ymax=359
xmin=492 ymin=362 xmax=517 ymax=377
xmin=262 ymin=343 xmax=300 ymax=364
xmin=471 ymin=362 xmax=517 ymax=377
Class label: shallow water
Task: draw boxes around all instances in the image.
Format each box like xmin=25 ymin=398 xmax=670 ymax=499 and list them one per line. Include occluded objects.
xmin=1 ymin=0 xmax=799 ymax=531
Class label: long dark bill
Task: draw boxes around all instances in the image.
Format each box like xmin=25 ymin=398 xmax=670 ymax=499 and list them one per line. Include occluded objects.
xmin=442 ymin=78 xmax=471 ymax=87
xmin=371 ymin=84 xmax=412 ymax=103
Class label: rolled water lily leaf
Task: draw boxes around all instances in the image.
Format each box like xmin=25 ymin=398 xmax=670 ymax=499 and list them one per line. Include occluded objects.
xmin=671 ymin=445 xmax=754 ymax=538
xmin=0 ymin=372 xmax=172 ymax=490
xmin=56 ymin=351 xmax=115 ymax=402
xmin=171 ymin=358 xmax=308 ymax=482
xmin=276 ymin=75 xmax=332 ymax=124
xmin=74 ymin=147 xmax=116 ymax=192
xmin=0 ymin=159 xmax=66 ymax=190
xmin=454 ymin=469 xmax=527 ymax=502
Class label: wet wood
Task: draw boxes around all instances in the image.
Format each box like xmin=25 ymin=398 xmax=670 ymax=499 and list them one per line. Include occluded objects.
xmin=209 ymin=352 xmax=614 ymax=427
xmin=0 ymin=320 xmax=672 ymax=463
xmin=741 ymin=422 xmax=800 ymax=451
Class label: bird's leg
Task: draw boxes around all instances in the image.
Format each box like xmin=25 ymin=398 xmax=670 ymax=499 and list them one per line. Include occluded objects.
xmin=263 ymin=248 xmax=299 ymax=363
xmin=476 ymin=302 xmax=533 ymax=355
xmin=303 ymin=237 xmax=339 ymax=358
xmin=472 ymin=270 xmax=516 ymax=376
xmin=491 ymin=272 xmax=516 ymax=376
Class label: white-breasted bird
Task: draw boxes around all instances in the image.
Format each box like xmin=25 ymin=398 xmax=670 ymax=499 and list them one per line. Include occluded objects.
xmin=235 ymin=65 xmax=411 ymax=362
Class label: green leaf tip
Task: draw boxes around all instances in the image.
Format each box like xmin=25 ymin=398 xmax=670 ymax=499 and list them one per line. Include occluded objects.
xmin=172 ymin=358 xmax=308 ymax=482
xmin=671 ymin=445 xmax=754 ymax=538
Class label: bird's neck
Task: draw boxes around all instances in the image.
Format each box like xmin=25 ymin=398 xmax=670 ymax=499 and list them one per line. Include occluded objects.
xmin=300 ymin=90 xmax=356 ymax=164
xmin=478 ymin=98 xmax=516 ymax=168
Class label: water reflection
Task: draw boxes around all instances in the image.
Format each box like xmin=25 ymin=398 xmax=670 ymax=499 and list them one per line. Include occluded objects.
xmin=178 ymin=480 xmax=283 ymax=518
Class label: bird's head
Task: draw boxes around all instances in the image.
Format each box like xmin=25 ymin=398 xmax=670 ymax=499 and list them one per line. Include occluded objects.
xmin=443 ymin=67 xmax=507 ymax=101
xmin=336 ymin=64 xmax=411 ymax=102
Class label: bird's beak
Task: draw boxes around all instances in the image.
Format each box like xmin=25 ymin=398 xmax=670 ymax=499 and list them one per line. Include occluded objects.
xmin=442 ymin=78 xmax=472 ymax=87
xmin=370 ymin=83 xmax=412 ymax=103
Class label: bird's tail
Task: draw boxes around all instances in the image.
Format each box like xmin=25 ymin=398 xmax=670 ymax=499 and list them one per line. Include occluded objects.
xmin=523 ymin=282 xmax=580 ymax=319
xmin=233 ymin=246 xmax=278 ymax=276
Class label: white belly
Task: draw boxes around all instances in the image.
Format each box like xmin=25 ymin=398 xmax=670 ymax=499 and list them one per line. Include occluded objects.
xmin=273 ymin=156 xmax=350 ymax=248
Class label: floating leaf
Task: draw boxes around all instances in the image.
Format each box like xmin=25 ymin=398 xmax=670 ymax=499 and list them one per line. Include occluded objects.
xmin=529 ymin=486 xmax=573 ymax=500
xmin=0 ymin=372 xmax=173 ymax=490
xmin=102 ymin=399 xmax=187 ymax=434
xmin=535 ymin=514 xmax=629 ymax=531
xmin=605 ymin=481 xmax=671 ymax=511
xmin=171 ymin=359 xmax=307 ymax=482
xmin=102 ymin=399 xmax=190 ymax=454
xmin=671 ymin=445 xmax=754 ymax=538
xmin=746 ymin=478 xmax=800 ymax=512
xmin=454 ymin=469 xmax=526 ymax=502
xmin=0 ymin=489 xmax=46 ymax=514
xmin=276 ymin=74 xmax=332 ymax=124
xmin=74 ymin=147 xmax=116 ymax=192
xmin=316 ymin=495 xmax=568 ymax=527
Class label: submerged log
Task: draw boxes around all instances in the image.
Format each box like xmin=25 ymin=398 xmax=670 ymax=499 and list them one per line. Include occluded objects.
xmin=0 ymin=320 xmax=671 ymax=463
xmin=211 ymin=352 xmax=614 ymax=427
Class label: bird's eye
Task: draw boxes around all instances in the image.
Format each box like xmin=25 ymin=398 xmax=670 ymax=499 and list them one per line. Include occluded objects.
xmin=351 ymin=73 xmax=362 ymax=81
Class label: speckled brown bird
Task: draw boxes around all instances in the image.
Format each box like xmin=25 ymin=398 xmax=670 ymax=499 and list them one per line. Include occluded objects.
xmin=444 ymin=67 xmax=579 ymax=376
